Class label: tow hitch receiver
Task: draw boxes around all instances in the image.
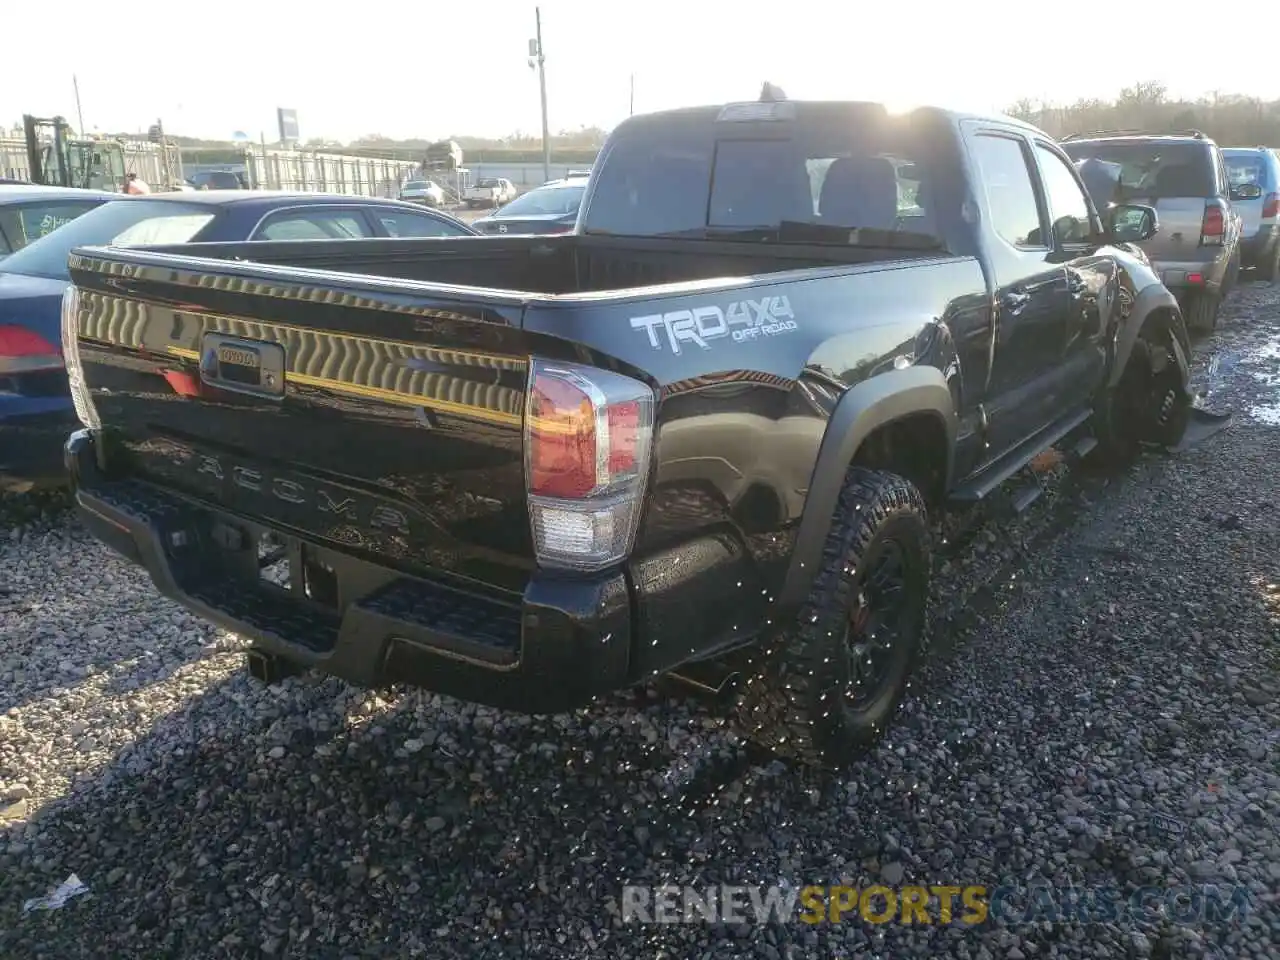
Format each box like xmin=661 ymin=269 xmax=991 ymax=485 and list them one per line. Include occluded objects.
xmin=246 ymin=648 xmax=304 ymax=685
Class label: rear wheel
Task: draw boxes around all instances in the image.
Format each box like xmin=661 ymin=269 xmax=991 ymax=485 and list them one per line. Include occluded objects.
xmin=1223 ymin=254 xmax=1241 ymax=297
xmin=1096 ymin=328 xmax=1189 ymax=461
xmin=1184 ymin=290 xmax=1220 ymax=333
xmin=731 ymin=467 xmax=930 ymax=768
xmin=1259 ymin=246 xmax=1280 ymax=283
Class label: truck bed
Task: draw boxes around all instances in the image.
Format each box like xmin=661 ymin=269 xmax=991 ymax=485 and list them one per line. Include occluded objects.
xmin=138 ymin=233 xmax=918 ymax=295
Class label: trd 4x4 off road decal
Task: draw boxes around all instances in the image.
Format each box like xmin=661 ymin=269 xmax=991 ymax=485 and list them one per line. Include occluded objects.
xmin=630 ymin=295 xmax=798 ymax=355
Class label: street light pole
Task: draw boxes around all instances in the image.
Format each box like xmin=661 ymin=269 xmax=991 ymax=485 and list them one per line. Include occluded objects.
xmin=535 ymin=7 xmax=550 ymax=183
xmin=72 ymin=75 xmax=86 ymax=134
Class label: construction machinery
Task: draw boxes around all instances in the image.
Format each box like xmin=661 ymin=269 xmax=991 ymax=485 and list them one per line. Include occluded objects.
xmin=15 ymin=115 xmax=184 ymax=192
xmin=22 ymin=115 xmax=125 ymax=191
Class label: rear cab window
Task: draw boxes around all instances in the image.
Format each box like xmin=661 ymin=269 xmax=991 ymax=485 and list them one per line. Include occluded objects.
xmin=578 ymin=103 xmax=955 ymax=249
xmin=1060 ymin=139 xmax=1217 ymax=200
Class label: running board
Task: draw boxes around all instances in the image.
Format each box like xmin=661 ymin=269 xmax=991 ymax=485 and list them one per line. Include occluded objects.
xmin=949 ymin=408 xmax=1092 ymax=503
xmin=668 ymin=660 xmax=741 ymax=697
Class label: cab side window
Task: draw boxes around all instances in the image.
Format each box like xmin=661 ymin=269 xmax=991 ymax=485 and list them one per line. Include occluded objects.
xmin=969 ymin=134 xmax=1044 ymax=248
xmin=1034 ymin=145 xmax=1094 ymax=245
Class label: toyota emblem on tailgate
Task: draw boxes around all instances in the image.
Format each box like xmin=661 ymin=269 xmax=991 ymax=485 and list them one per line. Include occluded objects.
xmin=498 ymin=224 xmax=507 ymax=233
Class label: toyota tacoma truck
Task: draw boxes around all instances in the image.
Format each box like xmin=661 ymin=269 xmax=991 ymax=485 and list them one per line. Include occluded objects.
xmin=61 ymin=95 xmax=1202 ymax=766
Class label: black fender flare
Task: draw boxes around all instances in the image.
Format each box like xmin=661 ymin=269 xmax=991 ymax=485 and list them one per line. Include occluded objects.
xmin=776 ymin=366 xmax=957 ymax=608
xmin=1109 ymin=283 xmax=1192 ymax=391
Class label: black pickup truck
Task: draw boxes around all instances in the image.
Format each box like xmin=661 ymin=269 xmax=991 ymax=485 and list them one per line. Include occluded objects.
xmin=62 ymin=96 xmax=1197 ymax=766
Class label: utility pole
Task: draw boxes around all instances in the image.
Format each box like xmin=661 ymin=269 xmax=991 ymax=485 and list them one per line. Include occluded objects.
xmin=72 ymin=75 xmax=86 ymax=134
xmin=534 ymin=7 xmax=550 ymax=183
xmin=630 ymin=74 xmax=635 ymax=116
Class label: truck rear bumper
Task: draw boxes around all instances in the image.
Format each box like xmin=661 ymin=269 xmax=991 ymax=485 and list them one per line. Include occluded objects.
xmin=66 ymin=430 xmax=761 ymax=712
xmin=1156 ymin=254 xmax=1229 ymax=292
xmin=66 ymin=431 xmax=637 ymax=713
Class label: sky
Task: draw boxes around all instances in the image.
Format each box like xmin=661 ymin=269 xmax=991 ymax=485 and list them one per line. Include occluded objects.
xmin=5 ymin=1 xmax=1280 ymax=144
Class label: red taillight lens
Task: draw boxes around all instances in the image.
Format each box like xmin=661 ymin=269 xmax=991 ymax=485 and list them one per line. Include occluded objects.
xmin=527 ymin=373 xmax=598 ymax=498
xmin=0 ymin=325 xmax=62 ymax=375
xmin=525 ymin=359 xmax=655 ymax=570
xmin=1263 ymin=192 xmax=1280 ymax=219
xmin=1201 ymin=204 xmax=1224 ymax=244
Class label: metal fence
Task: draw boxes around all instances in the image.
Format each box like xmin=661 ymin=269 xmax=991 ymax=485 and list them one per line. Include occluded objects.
xmin=244 ymin=147 xmax=420 ymax=197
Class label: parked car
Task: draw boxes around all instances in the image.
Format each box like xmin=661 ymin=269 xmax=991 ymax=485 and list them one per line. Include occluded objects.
xmin=465 ymin=177 xmax=517 ymax=208
xmin=0 ymin=191 xmax=476 ymax=490
xmin=399 ymin=179 xmax=446 ymax=208
xmin=1221 ymin=147 xmax=1280 ymax=281
xmin=187 ymin=170 xmax=248 ymax=191
xmin=0 ymin=185 xmax=114 ymax=260
xmin=60 ymin=96 xmax=1209 ymax=765
xmin=1060 ymin=131 xmax=1243 ymax=331
xmin=471 ymin=177 xmax=587 ymax=235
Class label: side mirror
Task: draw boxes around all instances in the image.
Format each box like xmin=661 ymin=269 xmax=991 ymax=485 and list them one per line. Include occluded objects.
xmin=1230 ymin=182 xmax=1263 ymax=201
xmin=1106 ymin=203 xmax=1158 ymax=244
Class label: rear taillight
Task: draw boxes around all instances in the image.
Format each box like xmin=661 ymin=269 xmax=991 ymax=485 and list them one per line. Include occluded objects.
xmin=1200 ymin=203 xmax=1225 ymax=245
xmin=1263 ymin=192 xmax=1280 ymax=219
xmin=525 ymin=358 xmax=655 ymax=570
xmin=59 ymin=286 xmax=100 ymax=430
xmin=0 ymin=324 xmax=62 ymax=375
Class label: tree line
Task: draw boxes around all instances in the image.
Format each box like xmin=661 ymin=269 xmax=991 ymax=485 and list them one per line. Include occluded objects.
xmin=1009 ymin=82 xmax=1280 ymax=146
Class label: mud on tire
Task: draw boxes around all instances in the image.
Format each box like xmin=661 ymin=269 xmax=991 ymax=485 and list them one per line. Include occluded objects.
xmin=731 ymin=467 xmax=930 ymax=768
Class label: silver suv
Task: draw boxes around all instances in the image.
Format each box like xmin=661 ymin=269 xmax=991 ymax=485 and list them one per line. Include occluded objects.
xmin=1221 ymin=147 xmax=1280 ymax=281
xmin=1062 ymin=130 xmax=1244 ymax=331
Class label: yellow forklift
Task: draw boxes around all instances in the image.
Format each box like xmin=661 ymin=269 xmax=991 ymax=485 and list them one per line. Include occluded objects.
xmin=23 ymin=114 xmax=127 ymax=191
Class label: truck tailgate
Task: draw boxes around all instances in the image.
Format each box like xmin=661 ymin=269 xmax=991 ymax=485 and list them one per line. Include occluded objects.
xmin=67 ymin=248 xmax=540 ymax=597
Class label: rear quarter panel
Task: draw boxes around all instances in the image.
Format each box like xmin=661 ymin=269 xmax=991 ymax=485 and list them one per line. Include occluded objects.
xmin=521 ymin=256 xmax=989 ymax=611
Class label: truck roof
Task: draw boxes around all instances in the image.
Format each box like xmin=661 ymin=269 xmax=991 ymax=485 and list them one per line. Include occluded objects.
xmin=1061 ymin=131 xmax=1217 ymax=146
xmin=615 ymin=99 xmax=1043 ymax=135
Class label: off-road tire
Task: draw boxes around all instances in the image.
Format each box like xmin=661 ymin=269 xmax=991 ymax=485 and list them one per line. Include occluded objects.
xmin=731 ymin=467 xmax=931 ymax=768
xmin=1095 ymin=330 xmax=1189 ymax=462
xmin=1184 ymin=291 xmax=1220 ymax=333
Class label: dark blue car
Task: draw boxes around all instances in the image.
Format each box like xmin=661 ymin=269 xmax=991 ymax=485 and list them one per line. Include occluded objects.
xmin=0 ymin=191 xmax=477 ymax=488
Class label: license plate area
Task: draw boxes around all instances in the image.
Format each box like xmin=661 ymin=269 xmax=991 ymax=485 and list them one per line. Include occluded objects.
xmin=199 ymin=333 xmax=286 ymax=398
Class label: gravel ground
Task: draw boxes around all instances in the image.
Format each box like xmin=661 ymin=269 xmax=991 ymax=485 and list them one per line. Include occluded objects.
xmin=1 ymin=280 xmax=1278 ymax=958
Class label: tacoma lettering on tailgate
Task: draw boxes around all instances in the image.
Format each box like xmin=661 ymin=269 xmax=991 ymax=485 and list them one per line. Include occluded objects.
xmin=629 ymin=295 xmax=797 ymax=356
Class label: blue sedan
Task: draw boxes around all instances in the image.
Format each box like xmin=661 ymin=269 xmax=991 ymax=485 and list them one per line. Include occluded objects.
xmin=0 ymin=184 xmax=116 ymax=259
xmin=0 ymin=191 xmax=477 ymax=489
